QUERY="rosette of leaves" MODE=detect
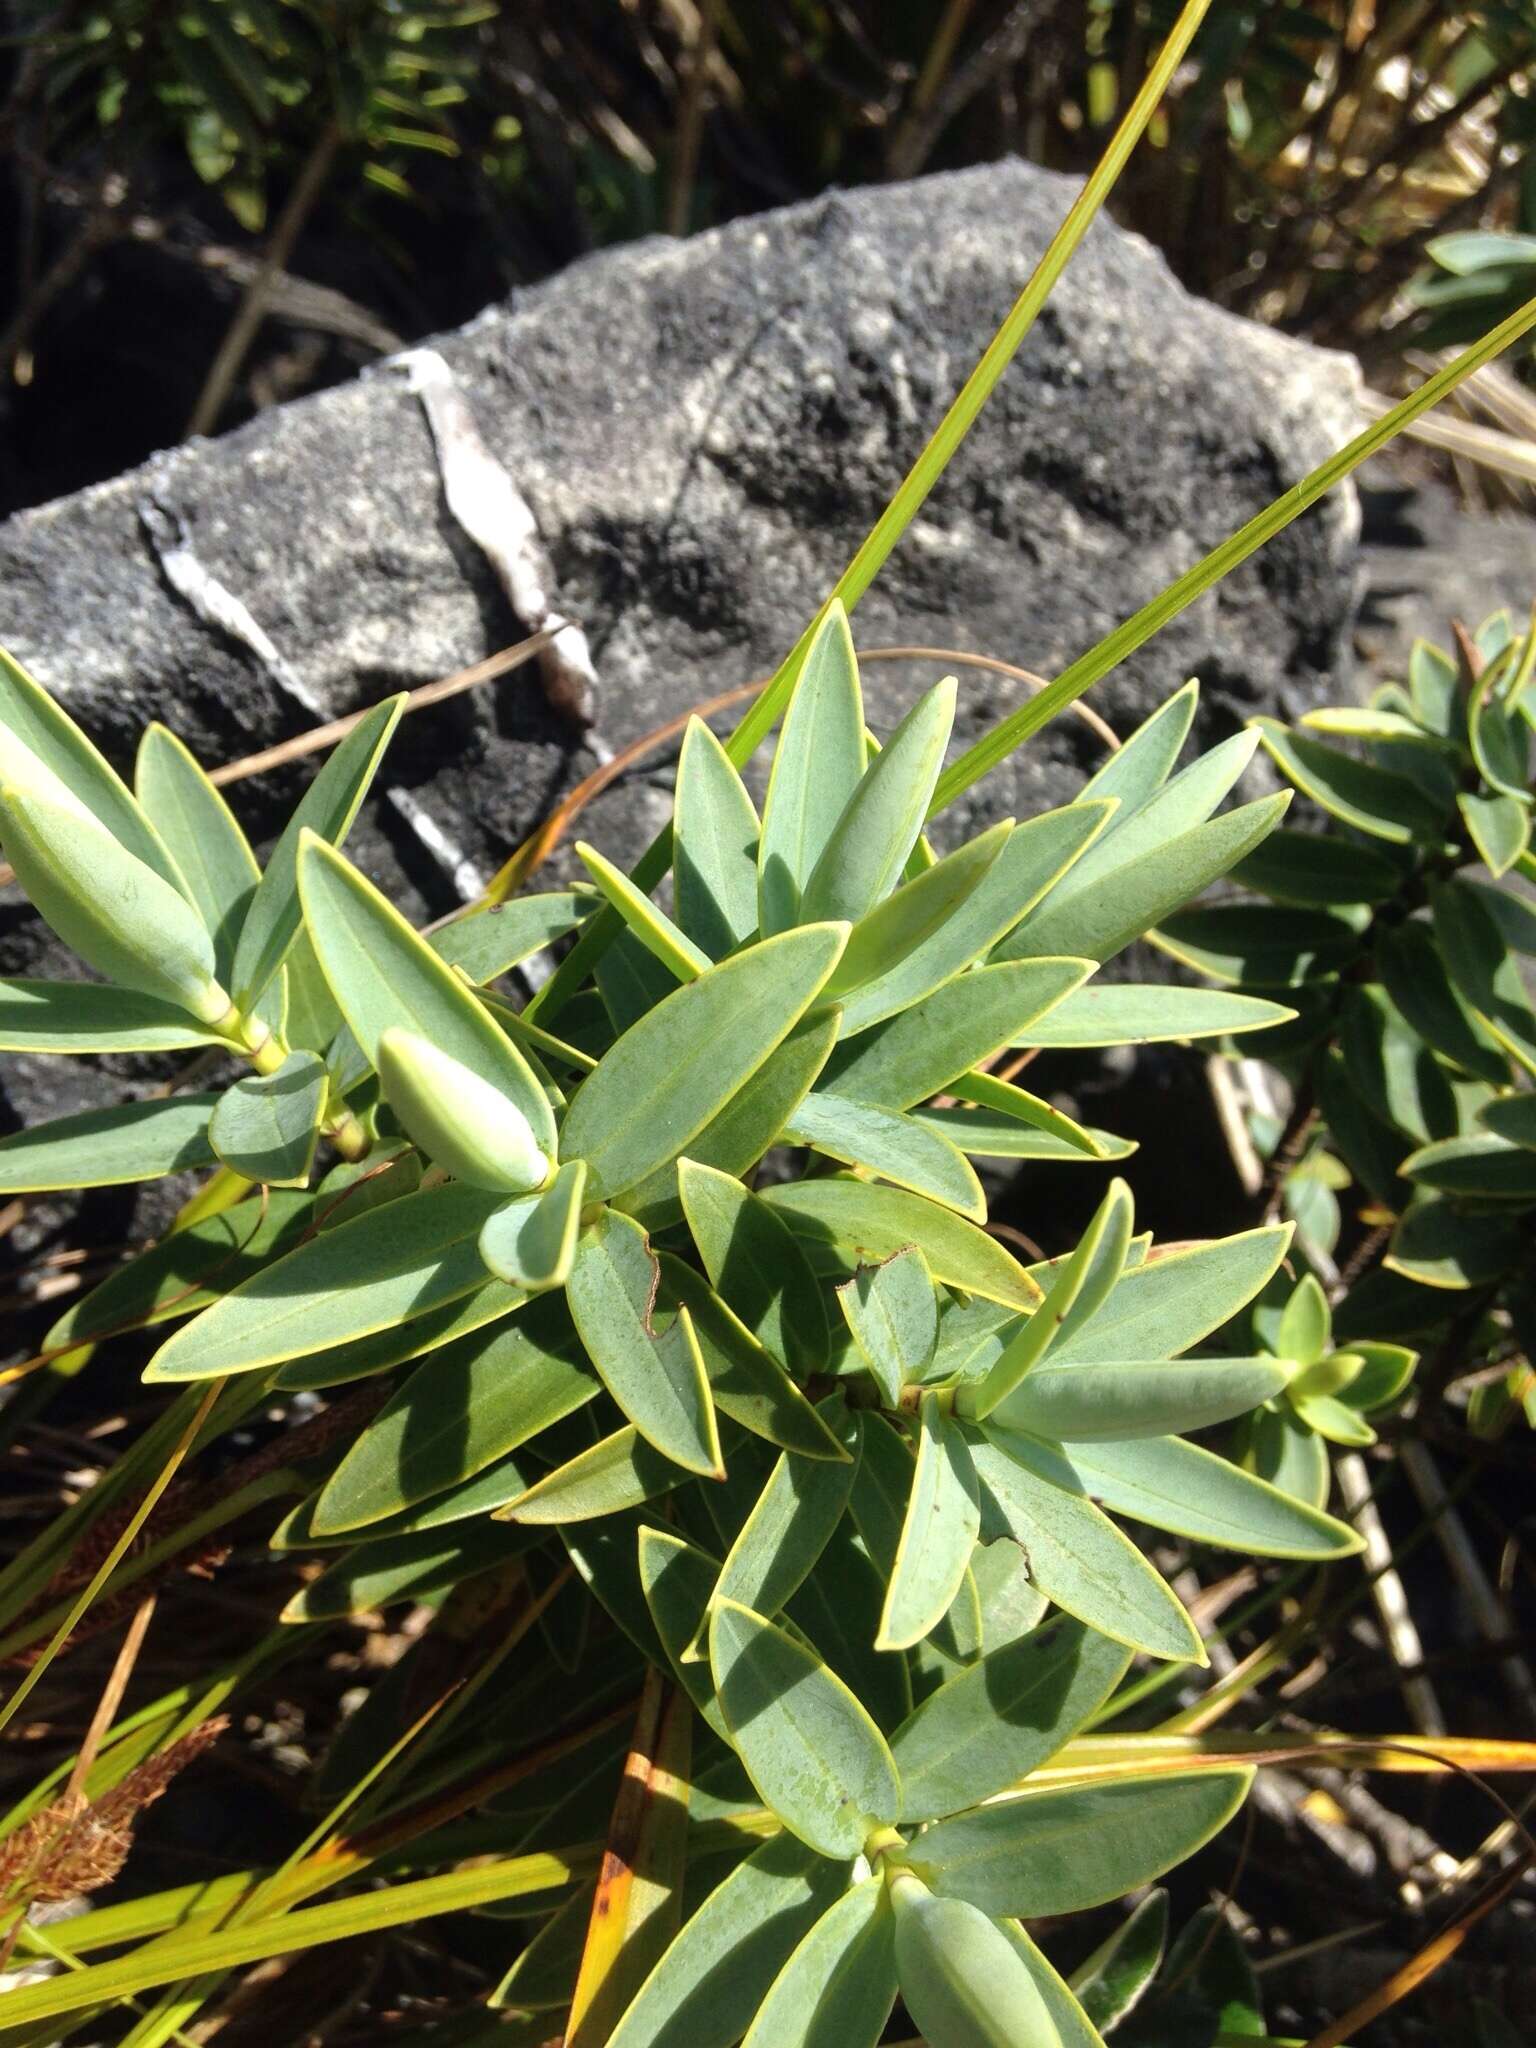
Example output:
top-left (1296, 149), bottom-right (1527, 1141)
top-left (1231, 1273), bottom-right (1416, 1507)
top-left (1150, 604), bottom-right (1536, 1392)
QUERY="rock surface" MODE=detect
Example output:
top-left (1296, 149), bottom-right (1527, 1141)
top-left (0, 159), bottom-right (1364, 1186)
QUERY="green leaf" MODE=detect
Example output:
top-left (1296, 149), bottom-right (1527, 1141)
top-left (970, 1179), bottom-right (1133, 1417)
top-left (1076, 682), bottom-right (1197, 819)
top-left (499, 1423), bottom-right (685, 1524)
top-left (988, 1358), bottom-right (1286, 1443)
top-left (145, 1181), bottom-right (502, 1379)
top-left (0, 786), bottom-right (224, 1021)
top-left (1066, 1889), bottom-right (1168, 2032)
top-left (757, 603), bottom-right (867, 937)
top-left (431, 892), bottom-right (587, 984)
top-left (741, 1878), bottom-right (896, 2048)
top-left (566, 1208), bottom-right (722, 1476)
top-left (917, 1769), bottom-right (1252, 1918)
top-left (1480, 1092), bottom-right (1536, 1149)
top-left (706, 1425), bottom-right (861, 1645)
top-left (834, 804), bottom-right (1114, 1038)
top-left (0, 1093), bottom-right (219, 1193)
top-left (640, 1527), bottom-right (734, 1735)
top-left (135, 722), bottom-right (261, 985)
top-left (679, 1160), bottom-right (830, 1374)
top-left (272, 1274), bottom-right (524, 1391)
top-left (1408, 637), bottom-right (1460, 736)
top-left (1432, 880), bottom-right (1536, 1077)
top-left (208, 1051), bottom-right (326, 1187)
top-left (673, 716), bottom-right (761, 960)
top-left (968, 1434), bottom-right (1202, 1663)
top-left (1252, 718), bottom-right (1447, 844)
top-left (1342, 986), bottom-right (1458, 1143)
top-left (785, 1093), bottom-right (984, 1217)
top-left (0, 643), bottom-right (193, 897)
top-left (801, 676), bottom-right (956, 925)
top-left (878, 1393), bottom-right (980, 1651)
top-left (1386, 1193), bottom-right (1526, 1289)
top-left (577, 839), bottom-right (713, 981)
top-left (606, 1834), bottom-right (850, 2048)
top-left (911, 1109), bottom-right (1136, 1163)
top-left (0, 979), bottom-right (225, 1054)
top-left (618, 1009), bottom-right (838, 1230)
top-left (710, 1599), bottom-right (900, 1858)
top-left (1014, 985), bottom-right (1295, 1047)
top-left (657, 1257), bottom-right (848, 1461)
top-left (231, 693), bottom-right (405, 1008)
top-left (46, 1189), bottom-right (313, 1352)
top-left (1002, 1921), bottom-right (1111, 2048)
top-left (1462, 877), bottom-right (1536, 956)
top-left (1007, 1430), bottom-right (1362, 1557)
top-left (890, 1617), bottom-right (1131, 1821)
top-left (890, 1876), bottom-right (1060, 2048)
top-left (478, 1159), bottom-right (588, 1288)
top-left (836, 1249), bottom-right (939, 1404)
top-left (1402, 1131), bottom-right (1536, 1200)
top-left (1154, 903), bottom-right (1361, 986)
top-left (1378, 922), bottom-right (1510, 1086)
top-left (299, 834), bottom-right (555, 1155)
top-left (597, 927), bottom-right (678, 1033)
top-left (822, 958), bottom-right (1092, 1111)
top-left (312, 1296), bottom-right (600, 1533)
top-left (1230, 827), bottom-right (1402, 907)
top-left (1461, 791), bottom-right (1530, 878)
top-left (562, 924), bottom-right (848, 1200)
top-left (280, 1517), bottom-right (534, 1621)
top-left (1049, 1228), bottom-right (1290, 1365)
top-left (762, 1179), bottom-right (1041, 1310)
top-left (1276, 1273), bottom-right (1330, 1365)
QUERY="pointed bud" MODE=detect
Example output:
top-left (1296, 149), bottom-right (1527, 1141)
top-left (377, 1028), bottom-right (550, 1194)
top-left (891, 1873), bottom-right (1060, 2048)
top-left (0, 782), bottom-right (226, 1023)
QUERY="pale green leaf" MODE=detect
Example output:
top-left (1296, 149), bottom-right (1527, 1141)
top-left (562, 924), bottom-right (848, 1200)
top-left (208, 1051), bottom-right (326, 1187)
top-left (836, 1248), bottom-right (938, 1404)
top-left (1015, 985), bottom-right (1296, 1048)
top-left (566, 1208), bottom-right (722, 1476)
top-left (890, 1616), bottom-right (1131, 1821)
top-left (762, 1178), bottom-right (1041, 1309)
top-left (0, 1093), bottom-right (219, 1193)
top-left (911, 1108), bottom-right (1136, 1163)
top-left (135, 722), bottom-right (261, 984)
top-left (785, 1093), bottom-right (984, 1217)
top-left (891, 1877), bottom-right (1060, 2048)
top-left (706, 1422), bottom-right (861, 1646)
top-left (1253, 717), bottom-right (1448, 843)
top-left (1276, 1273), bottom-right (1330, 1365)
top-left (877, 1393), bottom-right (980, 1651)
top-left (500, 1423), bottom-right (685, 1524)
top-left (272, 1275), bottom-right (524, 1391)
top-left (678, 1159), bottom-right (830, 1373)
top-left (1076, 681), bottom-right (1197, 818)
top-left (145, 1181), bottom-right (501, 1379)
top-left (1049, 1228), bottom-right (1291, 1365)
top-left (431, 891), bottom-right (587, 984)
top-left (801, 676), bottom-right (955, 925)
top-left (0, 979), bottom-right (224, 1054)
top-left (231, 694), bottom-right (404, 1008)
top-left (710, 1599), bottom-right (900, 1858)
top-left (918, 1769), bottom-right (1252, 1917)
top-left (741, 1879), bottom-right (896, 2048)
top-left (578, 839), bottom-right (713, 981)
top-left (478, 1159), bottom-right (588, 1288)
top-left (989, 1358), bottom-right (1286, 1442)
top-left (674, 716), bottom-right (761, 959)
top-left (1461, 792), bottom-right (1530, 878)
top-left (757, 603), bottom-right (866, 937)
top-left (1003, 1920), bottom-right (1111, 2048)
top-left (280, 1516), bottom-right (534, 1621)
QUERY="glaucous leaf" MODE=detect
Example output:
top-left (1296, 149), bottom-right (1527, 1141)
top-left (969, 1434), bottom-right (1202, 1663)
top-left (912, 1108), bottom-right (1136, 1163)
top-left (890, 1876), bottom-right (1059, 2048)
top-left (280, 1516), bottom-right (534, 1621)
top-left (678, 1160), bottom-right (830, 1374)
top-left (562, 924), bottom-right (848, 1200)
top-left (577, 840), bottom-right (713, 981)
top-left (704, 1424), bottom-right (861, 1647)
top-left (313, 1296), bottom-right (600, 1532)
top-left (877, 1393), bottom-right (980, 1651)
top-left (762, 1178), bottom-right (1041, 1310)
top-left (800, 676), bottom-right (955, 925)
top-left (917, 1769), bottom-right (1252, 1917)
top-left (1154, 903), bottom-right (1361, 987)
top-left (785, 1093), bottom-right (983, 1217)
top-left (1230, 827), bottom-right (1402, 907)
top-left (0, 978), bottom-right (227, 1054)
top-left (145, 1181), bottom-right (503, 1379)
top-left (1252, 718), bottom-right (1447, 844)
top-left (0, 1093), bottom-right (220, 1193)
top-left (1066, 1888), bottom-right (1168, 2032)
top-left (135, 722), bottom-right (261, 982)
top-left (758, 603), bottom-right (866, 937)
top-left (709, 1599), bottom-right (901, 1858)
top-left (1015, 985), bottom-right (1295, 1048)
top-left (1001, 1921), bottom-right (1110, 2048)
top-left (1047, 1227), bottom-right (1290, 1366)
top-left (836, 1248), bottom-right (939, 1404)
top-left (606, 1833), bottom-right (849, 2048)
top-left (272, 1274), bottom-right (525, 1391)
top-left (890, 1617), bottom-right (1131, 1821)
top-left (208, 1051), bottom-right (326, 1187)
top-left (673, 716), bottom-right (761, 960)
top-left (500, 1423), bottom-right (685, 1524)
top-left (740, 1878), bottom-right (896, 2048)
top-left (478, 1159), bottom-right (588, 1288)
top-left (567, 1208), bottom-right (722, 1476)
top-left (1461, 792), bottom-right (1530, 878)
top-left (431, 891), bottom-right (587, 984)
top-left (1402, 1131), bottom-right (1536, 1200)
top-left (988, 1358), bottom-right (1287, 1442)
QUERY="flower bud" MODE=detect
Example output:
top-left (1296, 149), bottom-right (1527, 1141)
top-left (377, 1028), bottom-right (551, 1193)
top-left (891, 1872), bottom-right (1060, 2048)
top-left (0, 782), bottom-right (226, 1023)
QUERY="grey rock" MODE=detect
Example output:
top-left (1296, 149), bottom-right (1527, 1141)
top-left (0, 159), bottom-right (1364, 1250)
